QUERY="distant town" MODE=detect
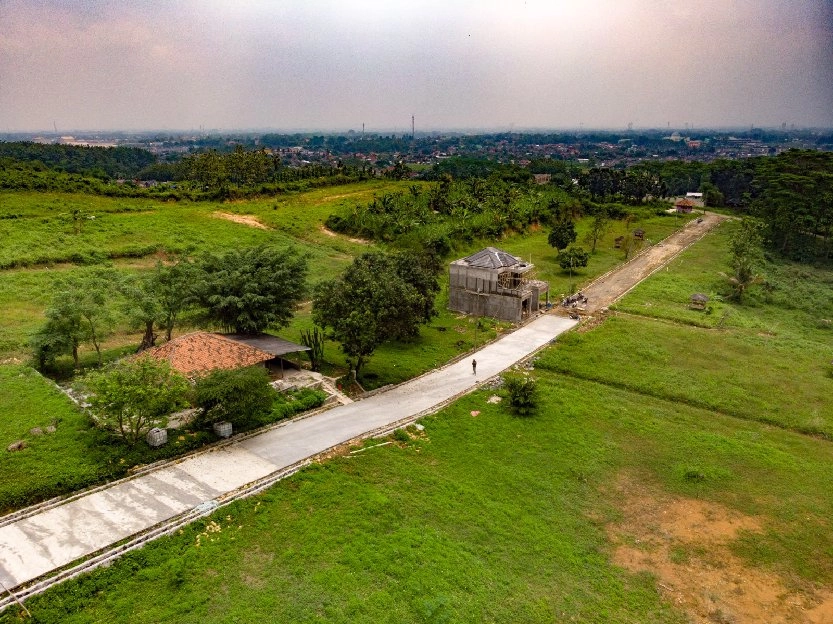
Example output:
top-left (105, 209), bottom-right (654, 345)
top-left (2, 127), bottom-right (831, 173)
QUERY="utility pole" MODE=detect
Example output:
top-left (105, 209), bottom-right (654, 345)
top-left (411, 114), bottom-right (415, 140)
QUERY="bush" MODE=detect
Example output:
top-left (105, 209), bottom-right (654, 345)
top-left (81, 356), bottom-right (191, 446)
top-left (503, 373), bottom-right (539, 416)
top-left (194, 366), bottom-right (277, 430)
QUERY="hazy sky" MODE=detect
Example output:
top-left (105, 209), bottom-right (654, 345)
top-left (1, 0), bottom-right (831, 132)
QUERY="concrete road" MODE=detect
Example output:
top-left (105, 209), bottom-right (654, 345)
top-left (0, 314), bottom-right (576, 592)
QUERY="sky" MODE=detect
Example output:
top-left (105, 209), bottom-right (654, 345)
top-left (1, 0), bottom-right (831, 132)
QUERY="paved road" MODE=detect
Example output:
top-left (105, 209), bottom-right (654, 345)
top-left (0, 315), bottom-right (577, 593)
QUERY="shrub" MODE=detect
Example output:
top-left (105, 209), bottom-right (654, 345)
top-left (194, 366), bottom-right (277, 430)
top-left (503, 373), bottom-right (539, 416)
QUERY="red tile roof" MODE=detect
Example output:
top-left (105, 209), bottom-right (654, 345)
top-left (675, 198), bottom-right (696, 207)
top-left (144, 332), bottom-right (272, 376)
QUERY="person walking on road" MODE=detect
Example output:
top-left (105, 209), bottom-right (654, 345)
top-left (472, 358), bottom-right (477, 375)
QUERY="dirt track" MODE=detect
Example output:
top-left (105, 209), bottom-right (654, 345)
top-left (560, 213), bottom-right (726, 315)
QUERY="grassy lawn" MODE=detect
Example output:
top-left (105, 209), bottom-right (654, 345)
top-left (0, 365), bottom-right (112, 511)
top-left (2, 216), bottom-right (832, 622)
top-left (9, 375), bottom-right (832, 622)
top-left (537, 315), bottom-right (833, 437)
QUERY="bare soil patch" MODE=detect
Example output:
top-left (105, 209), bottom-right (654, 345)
top-left (213, 212), bottom-right (270, 230)
top-left (607, 474), bottom-right (833, 623)
top-left (319, 225), bottom-right (368, 244)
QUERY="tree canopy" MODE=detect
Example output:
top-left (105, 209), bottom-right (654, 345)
top-left (193, 246), bottom-right (308, 334)
top-left (548, 219), bottom-right (577, 252)
top-left (312, 251), bottom-right (440, 376)
top-left (82, 356), bottom-right (190, 446)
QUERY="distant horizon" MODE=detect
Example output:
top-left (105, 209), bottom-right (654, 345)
top-left (4, 124), bottom-right (833, 137)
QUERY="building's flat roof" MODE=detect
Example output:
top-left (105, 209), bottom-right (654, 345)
top-left (224, 334), bottom-right (310, 357)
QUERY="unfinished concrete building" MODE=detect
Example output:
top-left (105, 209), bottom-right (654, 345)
top-left (448, 247), bottom-right (549, 322)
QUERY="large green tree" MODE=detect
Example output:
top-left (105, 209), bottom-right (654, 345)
top-left (548, 219), bottom-right (577, 253)
top-left (194, 366), bottom-right (276, 430)
top-left (312, 251), bottom-right (440, 377)
top-left (724, 218), bottom-right (765, 302)
top-left (119, 258), bottom-right (199, 350)
top-left (193, 246), bottom-right (308, 334)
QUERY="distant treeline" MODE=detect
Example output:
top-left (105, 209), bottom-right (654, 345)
top-left (0, 142), bottom-right (155, 179)
top-left (1, 142), bottom-right (829, 261)
top-left (573, 150), bottom-right (832, 260)
top-left (0, 142), bottom-right (368, 199)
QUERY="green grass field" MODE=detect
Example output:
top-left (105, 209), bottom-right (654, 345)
top-left (0, 184), bottom-right (689, 368)
top-left (7, 374), bottom-right (831, 623)
top-left (1, 207), bottom-right (831, 622)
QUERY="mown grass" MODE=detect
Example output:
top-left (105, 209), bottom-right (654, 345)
top-left (5, 383), bottom-right (688, 624)
top-left (613, 220), bottom-right (833, 339)
top-left (3, 217), bottom-right (832, 622)
top-left (536, 315), bottom-right (833, 437)
top-left (9, 371), bottom-right (833, 623)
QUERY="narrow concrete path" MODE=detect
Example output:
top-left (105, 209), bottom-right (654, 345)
top-left (0, 315), bottom-right (577, 593)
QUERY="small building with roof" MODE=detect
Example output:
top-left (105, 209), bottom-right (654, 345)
top-left (675, 198), bottom-right (696, 213)
top-left (448, 247), bottom-right (548, 322)
top-left (143, 331), bottom-right (309, 379)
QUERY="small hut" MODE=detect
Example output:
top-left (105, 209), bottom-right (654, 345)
top-left (690, 293), bottom-right (709, 310)
top-left (633, 228), bottom-right (645, 241)
top-left (675, 198), bottom-right (696, 213)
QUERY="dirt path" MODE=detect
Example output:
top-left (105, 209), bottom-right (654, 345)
top-left (561, 213), bottom-right (725, 315)
top-left (212, 212), bottom-right (269, 229)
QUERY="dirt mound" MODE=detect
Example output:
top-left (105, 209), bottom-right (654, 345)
top-left (607, 474), bottom-right (833, 623)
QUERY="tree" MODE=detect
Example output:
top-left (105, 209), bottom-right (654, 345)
top-left (82, 356), bottom-right (190, 446)
top-left (548, 219), bottom-right (577, 252)
top-left (119, 272), bottom-right (163, 352)
top-left (194, 366), bottom-right (276, 430)
top-left (154, 257), bottom-right (199, 341)
top-left (193, 246), bottom-right (308, 334)
top-left (724, 218), bottom-right (765, 302)
top-left (620, 233), bottom-right (643, 260)
top-left (583, 208), bottom-right (610, 252)
top-left (558, 246), bottom-right (590, 274)
top-left (120, 257), bottom-right (199, 350)
top-left (312, 251), bottom-right (440, 377)
top-left (32, 268), bottom-right (116, 368)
